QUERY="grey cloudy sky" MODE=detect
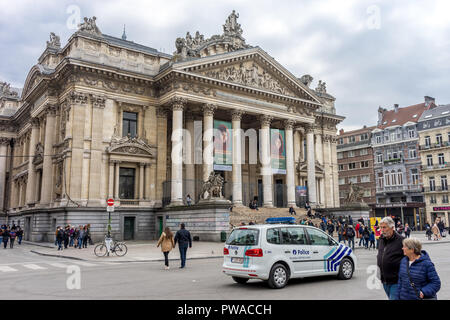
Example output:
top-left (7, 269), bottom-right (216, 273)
top-left (1, 0), bottom-right (450, 131)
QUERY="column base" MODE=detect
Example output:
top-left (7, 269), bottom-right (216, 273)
top-left (232, 201), bottom-right (244, 207)
top-left (263, 203), bottom-right (274, 208)
top-left (167, 201), bottom-right (184, 207)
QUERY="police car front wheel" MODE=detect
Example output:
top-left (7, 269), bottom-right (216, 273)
top-left (337, 258), bottom-right (354, 280)
top-left (268, 263), bottom-right (289, 289)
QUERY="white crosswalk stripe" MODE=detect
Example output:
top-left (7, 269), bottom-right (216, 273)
top-left (0, 266), bottom-right (18, 272)
top-left (23, 264), bottom-right (47, 270)
top-left (47, 263), bottom-right (69, 268)
top-left (72, 261), bottom-right (97, 267)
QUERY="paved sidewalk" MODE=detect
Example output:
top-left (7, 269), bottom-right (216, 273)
top-left (26, 240), bottom-right (226, 263)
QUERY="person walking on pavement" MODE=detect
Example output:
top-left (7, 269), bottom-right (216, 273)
top-left (56, 226), bottom-right (64, 251)
top-left (396, 237), bottom-right (441, 300)
top-left (63, 226), bottom-right (70, 249)
top-left (358, 224), bottom-right (366, 247)
top-left (362, 226), bottom-right (370, 249)
top-left (432, 222), bottom-right (441, 241)
top-left (16, 227), bottom-right (23, 245)
top-left (375, 225), bottom-right (381, 249)
top-left (9, 227), bottom-right (17, 249)
top-left (377, 217), bottom-right (405, 300)
top-left (2, 227), bottom-right (9, 249)
top-left (77, 225), bottom-right (84, 249)
top-left (174, 223), bottom-right (192, 269)
top-left (368, 229), bottom-right (375, 250)
top-left (346, 224), bottom-right (355, 250)
top-left (157, 227), bottom-right (175, 270)
top-left (404, 223), bottom-right (411, 238)
top-left (327, 220), bottom-right (335, 237)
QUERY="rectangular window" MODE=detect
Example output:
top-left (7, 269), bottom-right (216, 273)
top-left (349, 162), bottom-right (356, 170)
top-left (338, 138), bottom-right (344, 145)
top-left (425, 136), bottom-right (431, 147)
top-left (348, 176), bottom-right (358, 183)
top-left (348, 151), bottom-right (355, 158)
top-left (376, 135), bottom-right (382, 144)
top-left (122, 112), bottom-right (138, 138)
top-left (430, 195), bottom-right (437, 204)
top-left (349, 136), bottom-right (356, 143)
top-left (360, 148), bottom-right (368, 156)
top-left (427, 155), bottom-right (433, 167)
top-left (338, 164), bottom-right (344, 171)
top-left (377, 173), bottom-right (384, 188)
top-left (438, 153), bottom-right (445, 165)
top-left (408, 129), bottom-right (415, 138)
top-left (360, 133), bottom-right (369, 141)
top-left (411, 169), bottom-right (419, 185)
top-left (441, 176), bottom-right (448, 191)
top-left (361, 175), bottom-right (370, 183)
top-left (337, 152), bottom-right (343, 159)
top-left (281, 227), bottom-right (307, 245)
top-left (376, 153), bottom-right (383, 163)
top-left (339, 178), bottom-right (346, 185)
top-left (429, 177), bottom-right (436, 191)
top-left (119, 167), bottom-right (136, 199)
top-left (361, 161), bottom-right (369, 168)
top-left (390, 132), bottom-right (396, 141)
top-left (436, 134), bottom-right (443, 146)
top-left (363, 190), bottom-right (371, 197)
top-left (408, 148), bottom-right (417, 159)
top-left (443, 195), bottom-right (449, 204)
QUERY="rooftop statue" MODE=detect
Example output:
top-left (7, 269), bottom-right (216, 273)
top-left (46, 32), bottom-right (61, 48)
top-left (77, 16), bottom-right (102, 36)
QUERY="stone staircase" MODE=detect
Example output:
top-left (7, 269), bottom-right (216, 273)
top-left (230, 206), bottom-right (322, 227)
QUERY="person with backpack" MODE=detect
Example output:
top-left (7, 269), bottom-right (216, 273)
top-left (359, 224), bottom-right (366, 247)
top-left (369, 229), bottom-right (376, 250)
top-left (157, 227), bottom-right (175, 270)
top-left (346, 225), bottom-right (355, 250)
top-left (363, 226), bottom-right (370, 249)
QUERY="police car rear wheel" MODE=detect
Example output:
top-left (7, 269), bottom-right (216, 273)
top-left (338, 258), bottom-right (353, 280)
top-left (232, 276), bottom-right (249, 284)
top-left (268, 264), bottom-right (289, 289)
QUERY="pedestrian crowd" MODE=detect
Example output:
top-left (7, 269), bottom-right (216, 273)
top-left (0, 224), bottom-right (23, 249)
top-left (55, 224), bottom-right (92, 251)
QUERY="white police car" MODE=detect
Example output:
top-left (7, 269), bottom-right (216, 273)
top-left (222, 224), bottom-right (357, 289)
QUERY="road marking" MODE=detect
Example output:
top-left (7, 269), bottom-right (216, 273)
top-left (133, 257), bottom-right (149, 261)
top-left (0, 266), bottom-right (18, 272)
top-left (72, 261), bottom-right (97, 267)
top-left (47, 263), bottom-right (69, 268)
top-left (23, 264), bottom-right (47, 270)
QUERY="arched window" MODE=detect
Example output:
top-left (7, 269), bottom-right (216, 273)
top-left (391, 170), bottom-right (397, 185)
top-left (397, 170), bottom-right (403, 185)
top-left (385, 171), bottom-right (390, 186)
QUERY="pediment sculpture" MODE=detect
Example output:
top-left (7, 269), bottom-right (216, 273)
top-left (202, 63), bottom-right (295, 97)
top-left (77, 16), bottom-right (102, 36)
top-left (0, 82), bottom-right (18, 98)
top-left (108, 132), bottom-right (156, 157)
top-left (174, 11), bottom-right (251, 61)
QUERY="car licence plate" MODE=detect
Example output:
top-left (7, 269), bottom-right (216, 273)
top-left (231, 257), bottom-right (244, 264)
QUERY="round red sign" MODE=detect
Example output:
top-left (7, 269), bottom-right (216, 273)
top-left (107, 198), bottom-right (114, 206)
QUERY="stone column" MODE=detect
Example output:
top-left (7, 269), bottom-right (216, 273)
top-left (202, 104), bottom-right (216, 183)
top-left (40, 105), bottom-right (57, 205)
top-left (156, 108), bottom-right (168, 205)
top-left (139, 163), bottom-right (145, 200)
top-left (260, 115), bottom-right (273, 207)
top-left (0, 138), bottom-right (9, 210)
top-left (315, 133), bottom-right (323, 165)
top-left (331, 137), bottom-right (340, 207)
top-left (285, 120), bottom-right (296, 207)
top-left (108, 161), bottom-right (114, 198)
top-left (232, 110), bottom-right (244, 206)
top-left (184, 114), bottom-right (196, 200)
top-left (306, 124), bottom-right (317, 205)
top-left (170, 97), bottom-right (186, 206)
top-left (114, 161), bottom-right (120, 199)
top-left (26, 118), bottom-right (39, 205)
top-left (323, 135), bottom-right (333, 207)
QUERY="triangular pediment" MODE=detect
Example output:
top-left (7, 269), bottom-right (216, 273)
top-left (172, 48), bottom-right (322, 104)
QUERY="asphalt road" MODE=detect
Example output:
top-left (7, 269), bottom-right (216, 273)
top-left (0, 242), bottom-right (448, 300)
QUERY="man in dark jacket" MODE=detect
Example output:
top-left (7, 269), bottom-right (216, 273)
top-left (174, 223), bottom-right (192, 269)
top-left (377, 217), bottom-right (404, 300)
top-left (327, 220), bottom-right (335, 236)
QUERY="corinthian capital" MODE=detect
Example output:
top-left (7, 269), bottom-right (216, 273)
top-left (91, 94), bottom-right (106, 108)
top-left (30, 117), bottom-right (40, 128)
top-left (170, 97), bottom-right (187, 111)
top-left (69, 91), bottom-right (88, 105)
top-left (202, 103), bottom-right (217, 117)
top-left (45, 104), bottom-right (58, 116)
top-left (0, 137), bottom-right (10, 146)
top-left (284, 119), bottom-right (296, 130)
top-left (231, 110), bottom-right (244, 121)
top-left (259, 115), bottom-right (273, 127)
top-left (156, 107), bottom-right (169, 118)
top-left (305, 123), bottom-right (315, 133)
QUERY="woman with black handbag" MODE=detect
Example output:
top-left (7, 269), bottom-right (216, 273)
top-left (396, 237), bottom-right (441, 300)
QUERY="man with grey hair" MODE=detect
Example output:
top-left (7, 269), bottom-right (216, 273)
top-left (377, 216), bottom-right (404, 300)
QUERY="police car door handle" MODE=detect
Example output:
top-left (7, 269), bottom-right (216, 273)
top-left (313, 251), bottom-right (319, 254)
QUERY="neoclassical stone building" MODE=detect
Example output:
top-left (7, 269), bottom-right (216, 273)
top-left (0, 13), bottom-right (343, 241)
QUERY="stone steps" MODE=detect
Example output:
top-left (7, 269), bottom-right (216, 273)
top-left (230, 206), bottom-right (322, 226)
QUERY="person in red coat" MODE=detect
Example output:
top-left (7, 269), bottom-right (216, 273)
top-left (355, 223), bottom-right (361, 238)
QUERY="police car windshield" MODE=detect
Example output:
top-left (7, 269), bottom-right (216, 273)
top-left (226, 229), bottom-right (259, 246)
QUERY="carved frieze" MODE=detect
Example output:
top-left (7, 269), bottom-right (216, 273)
top-left (91, 94), bottom-right (106, 108)
top-left (108, 134), bottom-right (156, 158)
top-left (69, 91), bottom-right (88, 105)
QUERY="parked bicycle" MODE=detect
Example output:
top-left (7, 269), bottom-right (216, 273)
top-left (94, 235), bottom-right (128, 257)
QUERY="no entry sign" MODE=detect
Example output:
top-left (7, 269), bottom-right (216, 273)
top-left (107, 198), bottom-right (114, 206)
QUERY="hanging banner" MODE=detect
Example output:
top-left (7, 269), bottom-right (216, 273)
top-left (271, 128), bottom-right (286, 174)
top-left (213, 120), bottom-right (233, 171)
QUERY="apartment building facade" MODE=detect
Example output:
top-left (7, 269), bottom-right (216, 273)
top-left (417, 104), bottom-right (450, 227)
top-left (337, 126), bottom-right (376, 208)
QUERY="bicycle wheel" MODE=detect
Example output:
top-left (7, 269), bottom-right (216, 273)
top-left (114, 243), bottom-right (128, 256)
top-left (94, 244), bottom-right (107, 257)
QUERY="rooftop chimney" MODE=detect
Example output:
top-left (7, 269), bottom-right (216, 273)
top-left (394, 104), bottom-right (399, 113)
top-left (425, 96), bottom-right (435, 108)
